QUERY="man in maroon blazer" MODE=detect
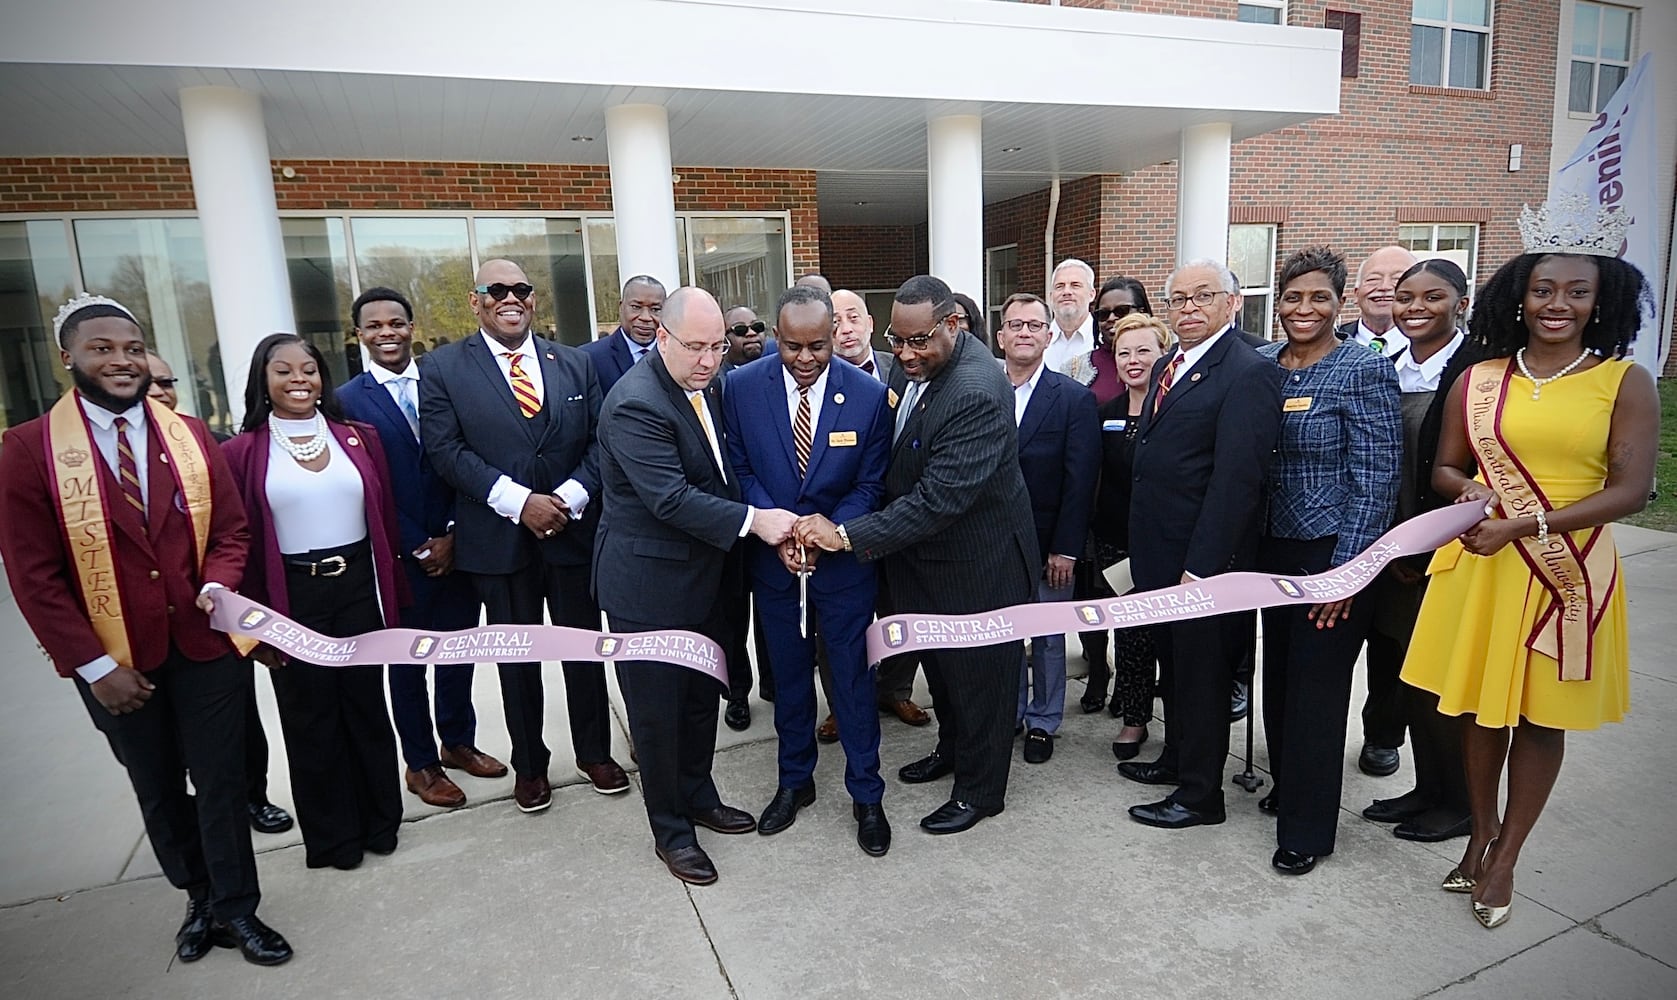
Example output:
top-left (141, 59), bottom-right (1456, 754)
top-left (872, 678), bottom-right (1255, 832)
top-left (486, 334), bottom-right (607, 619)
top-left (0, 296), bottom-right (292, 967)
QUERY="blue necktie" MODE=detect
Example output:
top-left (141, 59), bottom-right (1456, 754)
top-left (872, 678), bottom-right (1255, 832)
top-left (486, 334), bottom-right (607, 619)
top-left (396, 378), bottom-right (420, 438)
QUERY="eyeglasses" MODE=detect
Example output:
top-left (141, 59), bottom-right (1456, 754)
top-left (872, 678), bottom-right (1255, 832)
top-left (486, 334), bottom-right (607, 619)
top-left (474, 282), bottom-right (534, 302)
top-left (1164, 290), bottom-right (1227, 312)
top-left (1001, 318), bottom-right (1050, 333)
top-left (670, 334), bottom-right (730, 358)
top-left (1094, 305), bottom-right (1135, 323)
top-left (727, 321), bottom-right (767, 337)
top-left (883, 316), bottom-right (948, 351)
top-left (152, 377), bottom-right (179, 388)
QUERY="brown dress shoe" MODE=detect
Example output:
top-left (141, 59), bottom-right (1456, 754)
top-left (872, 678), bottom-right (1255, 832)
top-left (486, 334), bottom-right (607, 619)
top-left (691, 804), bottom-right (756, 834)
top-left (405, 765), bottom-right (466, 808)
top-left (513, 774), bottom-right (552, 813)
top-left (816, 715), bottom-right (840, 744)
top-left (656, 845), bottom-right (718, 886)
top-left (881, 699), bottom-right (931, 726)
top-left (576, 758), bottom-right (631, 795)
top-left (439, 745), bottom-right (509, 779)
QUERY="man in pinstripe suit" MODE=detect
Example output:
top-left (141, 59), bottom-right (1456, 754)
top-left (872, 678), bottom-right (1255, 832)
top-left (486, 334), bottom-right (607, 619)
top-left (795, 275), bottom-right (1038, 836)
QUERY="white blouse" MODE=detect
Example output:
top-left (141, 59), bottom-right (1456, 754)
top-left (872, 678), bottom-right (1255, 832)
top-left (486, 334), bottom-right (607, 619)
top-left (265, 418), bottom-right (368, 554)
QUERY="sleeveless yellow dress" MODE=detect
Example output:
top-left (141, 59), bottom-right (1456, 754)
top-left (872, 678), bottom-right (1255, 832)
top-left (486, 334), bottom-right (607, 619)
top-left (1401, 359), bottom-right (1632, 731)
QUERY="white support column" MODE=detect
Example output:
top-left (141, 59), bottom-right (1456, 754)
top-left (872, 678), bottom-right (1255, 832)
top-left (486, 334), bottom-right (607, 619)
top-left (1176, 122), bottom-right (1233, 267)
top-left (926, 115), bottom-right (984, 302)
top-left (605, 104), bottom-right (681, 291)
top-left (179, 86), bottom-right (295, 428)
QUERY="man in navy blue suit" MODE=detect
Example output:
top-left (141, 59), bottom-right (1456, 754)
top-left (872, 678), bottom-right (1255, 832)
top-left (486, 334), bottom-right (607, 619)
top-left (997, 293), bottom-right (1099, 765)
top-left (723, 285), bottom-right (894, 856)
top-left (581, 275), bottom-right (666, 394)
top-left (336, 288), bottom-right (503, 808)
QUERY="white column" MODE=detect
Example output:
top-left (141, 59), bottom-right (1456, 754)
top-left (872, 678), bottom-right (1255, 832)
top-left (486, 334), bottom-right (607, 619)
top-left (605, 104), bottom-right (681, 291)
top-left (926, 115), bottom-right (984, 301)
top-left (1176, 122), bottom-right (1233, 267)
top-left (179, 86), bottom-right (295, 428)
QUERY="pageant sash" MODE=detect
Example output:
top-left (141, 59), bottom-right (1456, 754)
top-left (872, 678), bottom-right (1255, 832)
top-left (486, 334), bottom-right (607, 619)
top-left (863, 502), bottom-right (1488, 667)
top-left (207, 589), bottom-right (729, 688)
top-left (45, 394), bottom-right (218, 669)
top-left (1464, 360), bottom-right (1615, 681)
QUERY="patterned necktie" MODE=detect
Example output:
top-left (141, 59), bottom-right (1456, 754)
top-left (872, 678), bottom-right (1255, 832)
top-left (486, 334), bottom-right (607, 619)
top-left (114, 416), bottom-right (146, 520)
top-left (396, 378), bottom-right (420, 438)
top-left (793, 385), bottom-right (813, 477)
top-left (1153, 354), bottom-right (1185, 412)
top-left (504, 353), bottom-right (540, 418)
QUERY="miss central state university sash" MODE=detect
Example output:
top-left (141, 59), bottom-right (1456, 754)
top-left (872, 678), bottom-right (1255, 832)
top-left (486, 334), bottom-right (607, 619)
top-left (1464, 359), bottom-right (1616, 681)
top-left (46, 393), bottom-right (215, 670)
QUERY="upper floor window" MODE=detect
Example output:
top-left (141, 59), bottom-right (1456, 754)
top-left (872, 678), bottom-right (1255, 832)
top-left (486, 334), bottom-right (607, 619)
top-left (1569, 2), bottom-right (1634, 114)
top-left (1237, 2), bottom-right (1286, 25)
top-left (1398, 223), bottom-right (1479, 285)
top-left (1411, 0), bottom-right (1492, 90)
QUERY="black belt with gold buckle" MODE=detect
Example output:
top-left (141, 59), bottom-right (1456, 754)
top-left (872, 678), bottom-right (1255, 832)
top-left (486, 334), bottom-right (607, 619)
top-left (285, 554), bottom-right (349, 577)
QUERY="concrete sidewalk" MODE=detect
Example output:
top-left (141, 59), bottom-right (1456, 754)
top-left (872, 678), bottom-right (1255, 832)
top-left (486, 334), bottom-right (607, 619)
top-left (2, 528), bottom-right (1675, 999)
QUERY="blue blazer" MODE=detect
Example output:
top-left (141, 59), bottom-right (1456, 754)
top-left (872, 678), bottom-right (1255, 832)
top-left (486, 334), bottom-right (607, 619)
top-left (1015, 369), bottom-right (1101, 564)
top-left (722, 354), bottom-right (891, 596)
top-left (580, 328), bottom-right (643, 395)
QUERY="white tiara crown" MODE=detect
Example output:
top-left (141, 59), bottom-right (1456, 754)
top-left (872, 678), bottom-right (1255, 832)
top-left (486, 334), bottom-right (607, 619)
top-left (52, 292), bottom-right (137, 341)
top-left (1517, 193), bottom-right (1631, 258)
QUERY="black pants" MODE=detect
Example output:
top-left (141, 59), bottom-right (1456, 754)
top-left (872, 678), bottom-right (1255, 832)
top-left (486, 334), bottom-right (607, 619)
top-left (1362, 572), bottom-right (1412, 751)
top-left (469, 560), bottom-right (610, 778)
top-left (1375, 572), bottom-right (1468, 813)
top-left (1152, 613), bottom-right (1235, 815)
top-left (724, 583), bottom-right (774, 703)
top-left (923, 641), bottom-right (1022, 813)
top-left (275, 544), bottom-right (403, 869)
top-left (1259, 534), bottom-right (1374, 856)
top-left (609, 609), bottom-right (728, 852)
top-left (79, 648), bottom-right (260, 919)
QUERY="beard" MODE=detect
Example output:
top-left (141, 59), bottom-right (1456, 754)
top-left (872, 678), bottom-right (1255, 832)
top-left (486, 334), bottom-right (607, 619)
top-left (1055, 302), bottom-right (1086, 328)
top-left (71, 364), bottom-right (150, 414)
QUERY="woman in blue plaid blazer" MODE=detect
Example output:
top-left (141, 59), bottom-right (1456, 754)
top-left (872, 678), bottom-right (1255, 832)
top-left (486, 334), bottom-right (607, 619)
top-left (1255, 246), bottom-right (1403, 876)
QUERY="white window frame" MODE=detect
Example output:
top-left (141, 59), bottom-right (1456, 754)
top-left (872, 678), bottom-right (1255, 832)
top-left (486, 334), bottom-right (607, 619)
top-left (1411, 0), bottom-right (1494, 90)
top-left (1397, 222), bottom-right (1480, 285)
top-left (1236, 1), bottom-right (1287, 26)
top-left (1228, 223), bottom-right (1277, 340)
top-left (1568, 1), bottom-right (1636, 117)
top-left (985, 243), bottom-right (1020, 334)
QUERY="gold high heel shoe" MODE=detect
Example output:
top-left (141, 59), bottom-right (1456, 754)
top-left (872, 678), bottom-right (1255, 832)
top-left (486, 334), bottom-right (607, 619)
top-left (1441, 868), bottom-right (1475, 893)
top-left (1472, 899), bottom-right (1512, 929)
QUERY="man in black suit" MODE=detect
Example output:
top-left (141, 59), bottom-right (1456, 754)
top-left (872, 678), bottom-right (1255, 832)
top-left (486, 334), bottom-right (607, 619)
top-left (420, 258), bottom-right (627, 814)
top-left (797, 275), bottom-right (1038, 836)
top-left (581, 275), bottom-right (666, 394)
top-left (1121, 258), bottom-right (1282, 830)
top-left (594, 286), bottom-right (798, 886)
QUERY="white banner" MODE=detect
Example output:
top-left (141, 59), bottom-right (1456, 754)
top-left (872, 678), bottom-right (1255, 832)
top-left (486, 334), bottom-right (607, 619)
top-left (1554, 52), bottom-right (1665, 371)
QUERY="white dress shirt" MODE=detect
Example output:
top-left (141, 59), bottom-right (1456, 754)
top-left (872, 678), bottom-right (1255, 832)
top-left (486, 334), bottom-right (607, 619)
top-left (368, 359), bottom-right (421, 438)
top-left (1009, 360), bottom-right (1046, 426)
top-left (783, 365), bottom-right (828, 436)
top-left (1350, 319), bottom-right (1410, 358)
top-left (1395, 329), bottom-right (1465, 393)
top-left (1167, 324), bottom-right (1232, 385)
top-left (477, 330), bottom-right (591, 523)
top-left (1043, 314), bottom-right (1094, 375)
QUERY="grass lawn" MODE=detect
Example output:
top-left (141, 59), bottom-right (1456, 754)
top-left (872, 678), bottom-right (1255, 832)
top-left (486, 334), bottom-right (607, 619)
top-left (1624, 376), bottom-right (1677, 532)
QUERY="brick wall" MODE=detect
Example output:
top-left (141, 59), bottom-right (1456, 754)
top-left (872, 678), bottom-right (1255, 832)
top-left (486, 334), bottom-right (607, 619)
top-left (819, 224), bottom-right (926, 291)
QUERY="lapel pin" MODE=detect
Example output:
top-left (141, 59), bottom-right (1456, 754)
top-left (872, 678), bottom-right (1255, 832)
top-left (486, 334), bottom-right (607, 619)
top-left (1190, 372), bottom-right (1203, 382)
top-left (545, 352), bottom-right (556, 360)
top-left (833, 392), bottom-right (845, 404)
top-left (347, 436), bottom-right (359, 446)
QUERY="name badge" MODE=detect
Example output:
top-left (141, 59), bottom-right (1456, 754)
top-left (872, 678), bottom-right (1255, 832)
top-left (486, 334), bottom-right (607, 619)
top-left (887, 388), bottom-right (900, 407)
top-left (828, 431), bottom-right (858, 447)
top-left (1283, 396), bottom-right (1313, 412)
top-left (1102, 419), bottom-right (1127, 431)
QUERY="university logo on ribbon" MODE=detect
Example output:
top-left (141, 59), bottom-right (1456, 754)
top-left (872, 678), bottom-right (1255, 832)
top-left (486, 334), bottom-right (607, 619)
top-left (1075, 605), bottom-right (1104, 626)
top-left (1270, 578), bottom-right (1304, 599)
top-left (596, 636), bottom-right (620, 658)
top-left (883, 621), bottom-right (907, 649)
top-left (410, 636), bottom-right (437, 659)
top-left (239, 609), bottom-right (269, 630)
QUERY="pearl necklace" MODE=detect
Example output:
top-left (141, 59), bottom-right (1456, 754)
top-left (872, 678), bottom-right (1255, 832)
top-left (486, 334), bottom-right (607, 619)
top-left (1514, 347), bottom-right (1592, 401)
top-left (270, 412), bottom-right (329, 462)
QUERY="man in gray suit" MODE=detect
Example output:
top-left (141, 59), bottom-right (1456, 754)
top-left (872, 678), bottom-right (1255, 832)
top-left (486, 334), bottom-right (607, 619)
top-left (594, 286), bottom-right (797, 886)
top-left (797, 275), bottom-right (1037, 836)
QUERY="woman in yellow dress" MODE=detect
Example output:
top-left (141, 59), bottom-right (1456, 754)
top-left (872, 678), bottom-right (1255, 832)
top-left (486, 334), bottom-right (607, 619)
top-left (1401, 201), bottom-right (1657, 930)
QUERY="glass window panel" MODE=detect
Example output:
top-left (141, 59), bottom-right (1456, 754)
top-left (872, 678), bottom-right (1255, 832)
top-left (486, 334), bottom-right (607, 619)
top-left (349, 218), bottom-right (473, 360)
top-left (0, 220), bottom-right (78, 429)
top-left (1237, 5), bottom-right (1282, 26)
top-left (1600, 6), bottom-right (1632, 61)
top-left (1447, 28), bottom-right (1487, 89)
top-left (1452, 0), bottom-right (1489, 28)
top-left (473, 218), bottom-right (591, 347)
top-left (688, 217), bottom-right (788, 325)
top-left (985, 245), bottom-right (1019, 341)
top-left (1569, 61), bottom-right (1596, 112)
top-left (1596, 63), bottom-right (1628, 110)
top-left (1413, 0), bottom-right (1448, 22)
top-left (1240, 295), bottom-right (1273, 340)
top-left (1228, 225), bottom-right (1274, 290)
top-left (281, 217), bottom-right (354, 387)
top-left (74, 218), bottom-right (230, 434)
top-left (1411, 25), bottom-right (1444, 84)
top-left (585, 218), bottom-right (687, 338)
top-left (1572, 2), bottom-right (1601, 57)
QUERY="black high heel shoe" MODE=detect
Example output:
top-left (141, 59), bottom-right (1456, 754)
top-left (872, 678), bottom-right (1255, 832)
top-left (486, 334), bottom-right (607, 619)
top-left (1080, 690), bottom-right (1107, 714)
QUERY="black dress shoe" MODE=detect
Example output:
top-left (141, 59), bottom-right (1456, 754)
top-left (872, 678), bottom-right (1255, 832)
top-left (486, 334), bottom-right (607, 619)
top-left (898, 751), bottom-right (954, 784)
top-left (1229, 680), bottom-right (1250, 723)
top-left (212, 915), bottom-right (293, 966)
top-left (248, 801), bottom-right (293, 835)
top-left (724, 697), bottom-right (751, 732)
top-left (1079, 691), bottom-right (1107, 714)
top-left (1358, 744), bottom-right (1401, 777)
top-left (1116, 759), bottom-right (1178, 786)
top-left (1272, 848), bottom-right (1317, 875)
top-left (854, 802), bottom-right (891, 857)
top-left (1128, 798), bottom-right (1225, 829)
top-left (1393, 808), bottom-right (1472, 843)
top-left (691, 804), bottom-right (757, 834)
top-left (656, 844), bottom-right (718, 886)
top-left (1258, 791), bottom-right (1281, 816)
top-left (1362, 790), bottom-right (1431, 824)
top-left (920, 799), bottom-right (999, 835)
top-left (757, 785), bottom-right (816, 836)
top-left (1022, 728), bottom-right (1053, 764)
top-left (175, 898), bottom-right (231, 963)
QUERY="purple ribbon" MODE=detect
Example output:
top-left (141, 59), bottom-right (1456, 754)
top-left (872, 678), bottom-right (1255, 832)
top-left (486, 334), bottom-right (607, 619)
top-left (865, 502), bottom-right (1489, 666)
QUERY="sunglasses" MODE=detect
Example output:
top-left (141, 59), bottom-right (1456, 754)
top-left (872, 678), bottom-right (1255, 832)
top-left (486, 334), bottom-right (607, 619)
top-left (727, 321), bottom-right (767, 337)
top-left (152, 376), bottom-right (180, 388)
top-left (474, 282), bottom-right (534, 302)
top-left (1094, 305), bottom-right (1136, 323)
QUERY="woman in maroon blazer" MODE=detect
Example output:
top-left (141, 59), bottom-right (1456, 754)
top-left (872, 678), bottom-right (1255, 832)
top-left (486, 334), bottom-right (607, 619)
top-left (223, 333), bottom-right (409, 871)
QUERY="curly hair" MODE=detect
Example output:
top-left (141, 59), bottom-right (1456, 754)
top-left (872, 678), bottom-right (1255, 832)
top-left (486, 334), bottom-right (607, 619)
top-left (1467, 252), bottom-right (1652, 359)
top-left (1278, 245), bottom-right (1348, 298)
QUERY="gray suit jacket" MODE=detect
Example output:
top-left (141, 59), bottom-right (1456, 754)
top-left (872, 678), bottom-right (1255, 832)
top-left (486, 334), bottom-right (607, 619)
top-left (845, 332), bottom-right (1037, 614)
top-left (592, 351), bottom-right (747, 627)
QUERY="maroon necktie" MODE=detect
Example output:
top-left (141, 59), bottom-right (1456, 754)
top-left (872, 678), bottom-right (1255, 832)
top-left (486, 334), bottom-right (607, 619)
top-left (114, 416), bottom-right (146, 520)
top-left (794, 386), bottom-right (813, 477)
top-left (1153, 355), bottom-right (1184, 413)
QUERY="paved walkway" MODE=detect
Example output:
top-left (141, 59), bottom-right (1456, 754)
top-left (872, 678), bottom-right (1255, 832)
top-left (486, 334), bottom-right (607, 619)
top-left (2, 527), bottom-right (1675, 999)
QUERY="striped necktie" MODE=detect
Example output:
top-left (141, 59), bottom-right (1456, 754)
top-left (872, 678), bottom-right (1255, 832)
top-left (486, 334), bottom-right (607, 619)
top-left (114, 416), bottom-right (146, 520)
top-left (1153, 354), bottom-right (1184, 412)
top-left (504, 353), bottom-right (540, 418)
top-left (793, 385), bottom-right (812, 477)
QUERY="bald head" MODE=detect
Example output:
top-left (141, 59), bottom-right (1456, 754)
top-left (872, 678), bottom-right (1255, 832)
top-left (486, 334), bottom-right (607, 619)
top-left (1353, 245), bottom-right (1419, 333)
top-left (658, 287), bottom-right (727, 390)
top-left (795, 273), bottom-right (833, 294)
top-left (831, 289), bottom-right (874, 363)
top-left (471, 258), bottom-right (535, 347)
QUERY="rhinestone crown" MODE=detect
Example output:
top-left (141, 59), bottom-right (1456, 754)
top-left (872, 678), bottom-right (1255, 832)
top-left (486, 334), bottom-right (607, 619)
top-left (1517, 192), bottom-right (1631, 258)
